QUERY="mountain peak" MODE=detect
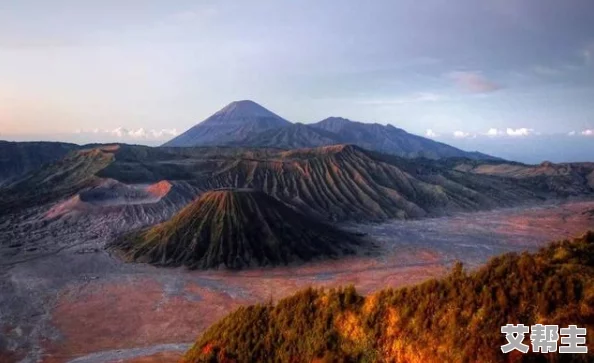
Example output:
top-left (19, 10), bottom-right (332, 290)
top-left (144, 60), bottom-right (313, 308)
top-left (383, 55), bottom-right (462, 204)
top-left (318, 117), bottom-right (391, 129)
top-left (212, 100), bottom-right (286, 121)
top-left (312, 117), bottom-right (363, 132)
top-left (319, 116), bottom-right (355, 124)
top-left (162, 100), bottom-right (290, 147)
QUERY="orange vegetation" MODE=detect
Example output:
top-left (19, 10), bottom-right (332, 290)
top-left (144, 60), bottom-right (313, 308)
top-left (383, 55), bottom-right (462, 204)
top-left (183, 232), bottom-right (594, 363)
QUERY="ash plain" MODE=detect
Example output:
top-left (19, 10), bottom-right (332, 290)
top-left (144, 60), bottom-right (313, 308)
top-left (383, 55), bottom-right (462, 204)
top-left (1, 199), bottom-right (593, 363)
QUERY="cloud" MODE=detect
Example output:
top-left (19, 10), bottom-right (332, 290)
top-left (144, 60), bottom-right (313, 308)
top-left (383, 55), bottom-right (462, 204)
top-left (448, 71), bottom-right (502, 93)
top-left (75, 127), bottom-right (178, 140)
top-left (486, 128), bottom-right (502, 136)
top-left (506, 128), bottom-right (534, 137)
top-left (483, 128), bottom-right (534, 137)
top-left (568, 131), bottom-right (576, 136)
top-left (361, 92), bottom-right (443, 105)
top-left (149, 129), bottom-right (179, 138)
top-left (453, 130), bottom-right (471, 138)
top-left (582, 129), bottom-right (594, 136)
top-left (425, 129), bottom-right (439, 138)
top-left (111, 127), bottom-right (129, 138)
top-left (128, 128), bottom-right (147, 138)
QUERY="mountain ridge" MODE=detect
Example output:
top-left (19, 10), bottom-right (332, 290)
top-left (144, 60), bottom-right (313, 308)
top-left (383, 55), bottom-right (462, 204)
top-left (3, 143), bottom-right (592, 221)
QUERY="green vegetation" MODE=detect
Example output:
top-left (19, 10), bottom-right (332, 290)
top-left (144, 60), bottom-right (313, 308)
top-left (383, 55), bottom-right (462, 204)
top-left (183, 231), bottom-right (594, 362)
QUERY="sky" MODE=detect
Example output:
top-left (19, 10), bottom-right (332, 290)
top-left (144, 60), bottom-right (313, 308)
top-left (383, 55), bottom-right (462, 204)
top-left (0, 0), bottom-right (593, 162)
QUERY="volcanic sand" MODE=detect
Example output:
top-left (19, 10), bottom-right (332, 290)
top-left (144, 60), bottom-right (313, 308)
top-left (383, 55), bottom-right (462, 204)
top-left (1, 200), bottom-right (593, 362)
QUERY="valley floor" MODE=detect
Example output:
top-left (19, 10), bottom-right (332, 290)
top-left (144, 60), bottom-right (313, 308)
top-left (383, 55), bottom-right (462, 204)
top-left (1, 200), bottom-right (593, 363)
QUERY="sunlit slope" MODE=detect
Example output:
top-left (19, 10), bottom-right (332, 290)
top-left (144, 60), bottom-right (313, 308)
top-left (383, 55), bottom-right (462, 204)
top-left (184, 231), bottom-right (594, 363)
top-left (112, 189), bottom-right (363, 269)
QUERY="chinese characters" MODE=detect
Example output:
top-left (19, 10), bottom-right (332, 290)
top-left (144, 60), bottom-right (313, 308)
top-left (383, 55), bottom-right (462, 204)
top-left (501, 324), bottom-right (588, 354)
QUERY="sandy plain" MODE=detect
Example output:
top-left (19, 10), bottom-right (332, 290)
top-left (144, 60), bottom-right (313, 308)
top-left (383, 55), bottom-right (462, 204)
top-left (0, 200), bottom-right (592, 363)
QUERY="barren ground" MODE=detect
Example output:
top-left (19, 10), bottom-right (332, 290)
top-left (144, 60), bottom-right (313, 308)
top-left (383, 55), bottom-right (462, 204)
top-left (1, 200), bottom-right (592, 363)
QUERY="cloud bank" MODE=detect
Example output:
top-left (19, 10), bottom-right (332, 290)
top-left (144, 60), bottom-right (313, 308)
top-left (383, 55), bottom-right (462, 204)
top-left (75, 127), bottom-right (178, 140)
top-left (425, 129), bottom-right (439, 138)
top-left (453, 130), bottom-right (471, 138)
top-left (505, 128), bottom-right (534, 136)
top-left (426, 127), bottom-right (594, 140)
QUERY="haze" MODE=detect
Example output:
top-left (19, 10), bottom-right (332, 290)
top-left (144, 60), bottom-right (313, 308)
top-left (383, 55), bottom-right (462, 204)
top-left (1, 0), bottom-right (593, 163)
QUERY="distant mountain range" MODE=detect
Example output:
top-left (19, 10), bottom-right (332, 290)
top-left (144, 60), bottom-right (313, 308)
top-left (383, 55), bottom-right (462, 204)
top-left (163, 100), bottom-right (496, 160)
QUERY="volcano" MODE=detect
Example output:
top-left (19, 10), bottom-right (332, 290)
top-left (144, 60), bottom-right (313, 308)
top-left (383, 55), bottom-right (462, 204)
top-left (162, 100), bottom-right (291, 147)
top-left (113, 189), bottom-right (363, 269)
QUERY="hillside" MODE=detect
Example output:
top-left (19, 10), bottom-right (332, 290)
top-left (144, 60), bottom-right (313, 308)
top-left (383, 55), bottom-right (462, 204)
top-left (183, 231), bottom-right (594, 362)
top-left (112, 189), bottom-right (363, 269)
top-left (0, 141), bottom-right (79, 185)
top-left (240, 123), bottom-right (341, 149)
top-left (163, 100), bottom-right (291, 147)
